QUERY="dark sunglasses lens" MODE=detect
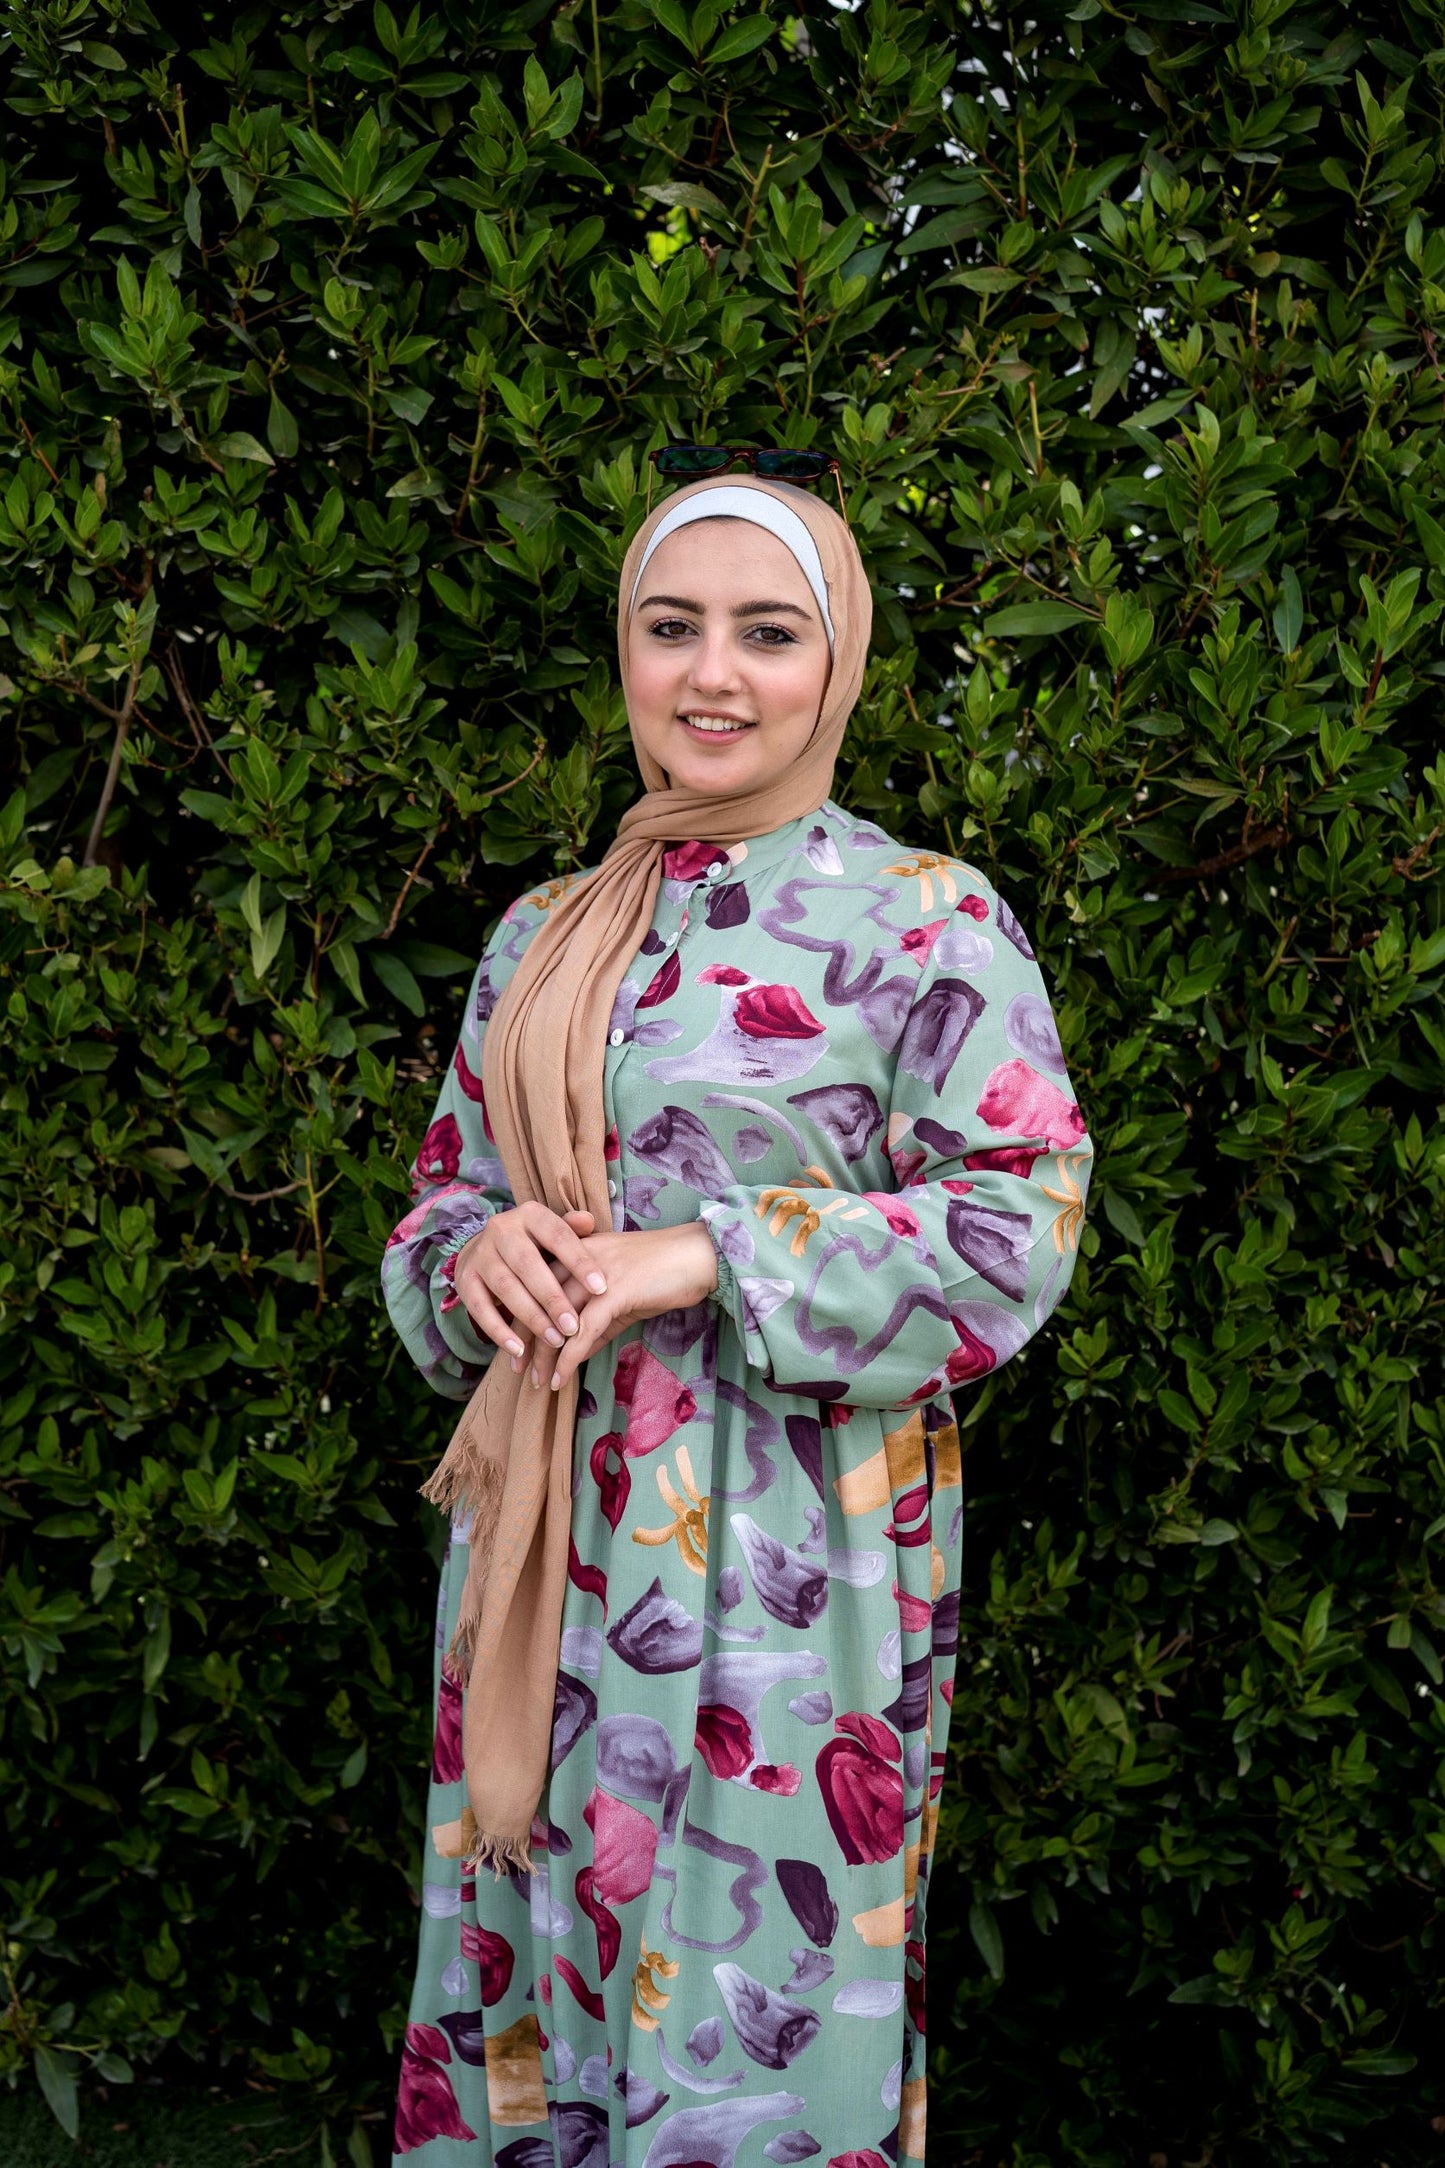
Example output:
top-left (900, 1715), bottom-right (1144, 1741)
top-left (656, 445), bottom-right (731, 473)
top-left (755, 450), bottom-right (830, 478)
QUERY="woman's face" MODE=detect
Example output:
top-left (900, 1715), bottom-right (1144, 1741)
top-left (625, 518), bottom-right (832, 796)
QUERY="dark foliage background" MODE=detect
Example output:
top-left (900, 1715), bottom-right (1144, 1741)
top-left (1, 0), bottom-right (1442, 2161)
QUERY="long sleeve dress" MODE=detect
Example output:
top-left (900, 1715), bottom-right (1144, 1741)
top-left (381, 798), bottom-right (1092, 2168)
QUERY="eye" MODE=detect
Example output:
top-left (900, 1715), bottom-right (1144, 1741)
top-left (747, 623), bottom-right (798, 647)
top-left (647, 617), bottom-right (694, 640)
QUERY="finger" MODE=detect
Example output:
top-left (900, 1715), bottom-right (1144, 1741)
top-left (517, 1201), bottom-right (610, 1297)
top-left (468, 1251), bottom-right (569, 1350)
top-left (549, 1301), bottom-right (617, 1393)
top-left (452, 1268), bottom-right (526, 1364)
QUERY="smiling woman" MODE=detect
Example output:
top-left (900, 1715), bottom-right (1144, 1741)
top-left (628, 517), bottom-right (834, 791)
top-left (380, 473), bottom-right (1093, 2167)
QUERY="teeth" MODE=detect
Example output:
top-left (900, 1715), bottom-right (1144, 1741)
top-left (681, 715), bottom-right (753, 733)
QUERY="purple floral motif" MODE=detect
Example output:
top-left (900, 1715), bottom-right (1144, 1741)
top-left (882, 1653), bottom-right (933, 1737)
top-left (784, 1414), bottom-right (823, 1500)
top-left (788, 1689), bottom-right (833, 1725)
top-left (551, 1671), bottom-right (598, 1769)
top-left (897, 977), bottom-right (987, 1093)
top-left (707, 880), bottom-right (751, 929)
top-left (783, 1948), bottom-right (835, 1995)
top-left (624, 2070), bottom-right (671, 2127)
top-left (786, 1082), bottom-right (885, 1162)
top-left (764, 2136), bottom-right (822, 2163)
top-left (944, 1198), bottom-right (1034, 1301)
top-left (776, 1858), bottom-right (839, 1948)
top-left (688, 2016), bottom-right (725, 2065)
top-left (496, 2144), bottom-right (554, 2168)
top-left (596, 1712), bottom-right (678, 1801)
top-left (629, 1107), bottom-right (737, 1197)
top-left (607, 1578), bottom-right (703, 1673)
top-left (433, 2008), bottom-right (486, 2065)
top-left (551, 2100), bottom-right (610, 2168)
top-left (640, 2090), bottom-right (806, 2168)
top-left (732, 1514), bottom-right (828, 1628)
top-left (714, 1961), bottom-right (822, 2069)
top-left (996, 894), bottom-right (1035, 958)
top-left (1004, 990), bottom-right (1067, 1074)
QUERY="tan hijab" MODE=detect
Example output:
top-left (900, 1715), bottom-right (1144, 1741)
top-left (420, 474), bottom-right (872, 1871)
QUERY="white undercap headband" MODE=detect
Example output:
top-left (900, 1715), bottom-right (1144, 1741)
top-left (627, 485), bottom-right (835, 651)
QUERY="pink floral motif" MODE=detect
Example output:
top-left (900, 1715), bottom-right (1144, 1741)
top-left (459, 1920), bottom-right (515, 2006)
top-left (861, 1191), bottom-right (921, 1239)
top-left (638, 950), bottom-right (682, 1008)
top-left (695, 1702), bottom-right (754, 1780)
top-left (964, 1142), bottom-right (1049, 1178)
top-left (901, 920), bottom-right (945, 959)
top-left (392, 2023), bottom-right (476, 2154)
top-left (612, 1340), bottom-right (698, 1457)
top-left (733, 983), bottom-right (825, 1041)
top-left (946, 1316), bottom-right (997, 1383)
top-left (976, 1058), bottom-right (1086, 1147)
top-left (956, 893), bottom-right (990, 921)
top-left (816, 1713), bottom-right (904, 1864)
top-left (663, 838), bottom-right (727, 881)
top-left (431, 1658), bottom-right (463, 1783)
top-left (749, 1762), bottom-right (802, 1795)
top-left (451, 1042), bottom-right (484, 1102)
top-left (584, 1785), bottom-right (658, 1905)
top-left (416, 1114), bottom-right (462, 1183)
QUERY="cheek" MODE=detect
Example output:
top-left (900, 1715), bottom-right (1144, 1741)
top-left (756, 649), bottom-right (830, 727)
top-left (627, 635), bottom-right (682, 715)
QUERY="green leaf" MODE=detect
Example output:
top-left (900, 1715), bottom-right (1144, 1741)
top-left (983, 601), bottom-right (1096, 637)
top-left (214, 432), bottom-right (276, 466)
top-left (968, 1900), bottom-right (1005, 1980)
top-left (369, 947), bottom-right (425, 1016)
top-left (704, 15), bottom-right (776, 64)
top-left (33, 2046), bottom-right (79, 2139)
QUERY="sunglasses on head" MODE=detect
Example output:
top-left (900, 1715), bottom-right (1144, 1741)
top-left (646, 442), bottom-right (847, 520)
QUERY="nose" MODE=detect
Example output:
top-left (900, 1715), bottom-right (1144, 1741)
top-left (684, 626), bottom-right (743, 696)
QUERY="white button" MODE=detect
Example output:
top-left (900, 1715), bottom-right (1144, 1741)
top-left (663, 931), bottom-right (677, 946)
top-left (608, 1027), bottom-right (625, 1046)
top-left (705, 860), bottom-right (727, 881)
top-left (607, 1179), bottom-right (617, 1198)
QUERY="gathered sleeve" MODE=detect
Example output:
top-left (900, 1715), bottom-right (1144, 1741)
top-left (380, 900), bottom-right (541, 1398)
top-left (698, 879), bottom-right (1093, 1410)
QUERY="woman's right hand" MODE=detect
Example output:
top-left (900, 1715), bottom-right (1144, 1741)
top-left (452, 1205), bottom-right (608, 1375)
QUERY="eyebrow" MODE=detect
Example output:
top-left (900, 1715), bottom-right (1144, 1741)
top-left (635, 592), bottom-right (814, 622)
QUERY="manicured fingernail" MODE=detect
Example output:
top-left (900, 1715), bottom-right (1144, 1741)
top-left (586, 1274), bottom-right (607, 1295)
top-left (559, 1312), bottom-right (578, 1335)
top-left (508, 1339), bottom-right (524, 1358)
top-left (530, 1367), bottom-right (540, 1388)
top-left (544, 1326), bottom-right (563, 1348)
top-left (550, 1373), bottom-right (561, 1390)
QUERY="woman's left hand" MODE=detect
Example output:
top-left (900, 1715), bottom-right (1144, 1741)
top-left (531, 1222), bottom-right (718, 1393)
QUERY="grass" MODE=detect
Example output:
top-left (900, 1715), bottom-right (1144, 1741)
top-left (0, 2087), bottom-right (379, 2168)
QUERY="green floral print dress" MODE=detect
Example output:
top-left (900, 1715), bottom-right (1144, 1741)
top-left (381, 799), bottom-right (1092, 2168)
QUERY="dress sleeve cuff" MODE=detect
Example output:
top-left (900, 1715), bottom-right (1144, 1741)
top-left (436, 1213), bottom-right (496, 1315)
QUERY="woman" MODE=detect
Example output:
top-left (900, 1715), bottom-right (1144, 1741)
top-left (382, 470), bottom-right (1092, 2168)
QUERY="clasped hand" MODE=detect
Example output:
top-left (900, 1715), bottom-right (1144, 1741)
top-left (450, 1202), bottom-right (719, 1393)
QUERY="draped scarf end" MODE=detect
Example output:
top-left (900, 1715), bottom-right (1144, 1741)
top-left (418, 1448), bottom-right (504, 1674)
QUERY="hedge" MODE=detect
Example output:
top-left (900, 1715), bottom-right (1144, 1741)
top-left (1, 2), bottom-right (1442, 2162)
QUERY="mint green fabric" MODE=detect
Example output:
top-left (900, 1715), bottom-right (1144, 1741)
top-left (382, 800), bottom-right (1092, 2167)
